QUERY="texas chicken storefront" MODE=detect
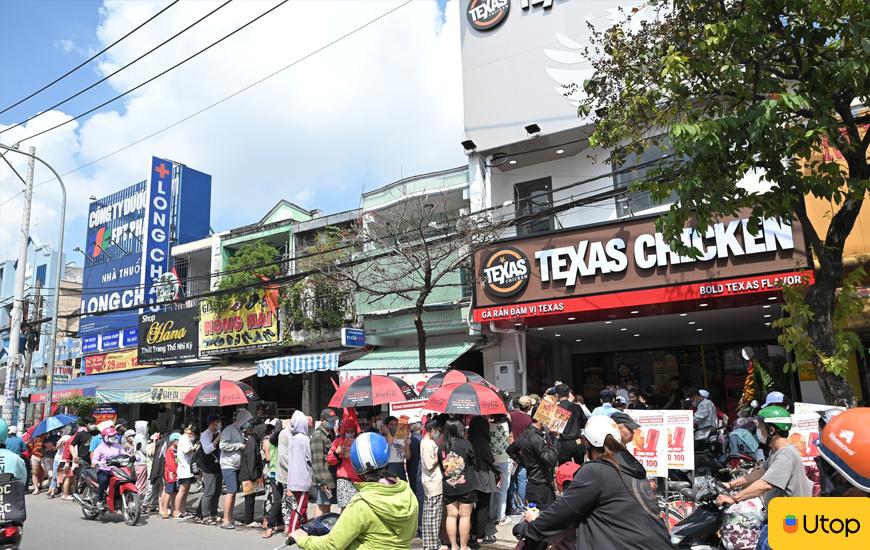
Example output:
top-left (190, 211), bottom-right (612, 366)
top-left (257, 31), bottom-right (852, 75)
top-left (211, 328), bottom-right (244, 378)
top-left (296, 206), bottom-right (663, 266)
top-left (472, 212), bottom-right (813, 418)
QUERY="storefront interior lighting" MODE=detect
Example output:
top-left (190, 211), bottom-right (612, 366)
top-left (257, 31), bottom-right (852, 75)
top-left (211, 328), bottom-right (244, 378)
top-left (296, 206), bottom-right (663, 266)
top-left (605, 320), bottom-right (612, 324)
top-left (630, 310), bottom-right (639, 314)
top-left (536, 327), bottom-right (544, 331)
top-left (633, 333), bottom-right (640, 337)
top-left (556, 149), bottom-right (565, 154)
top-left (762, 304), bottom-right (771, 309)
top-left (765, 322), bottom-right (771, 326)
top-left (554, 333), bottom-right (561, 337)
top-left (768, 296), bottom-right (777, 301)
top-left (568, 317), bottom-right (576, 321)
top-left (620, 327), bottom-right (627, 331)
top-left (575, 338), bottom-right (582, 342)
top-left (514, 323), bottom-right (523, 326)
top-left (763, 314), bottom-right (771, 318)
top-left (679, 313), bottom-right (688, 317)
top-left (689, 321), bottom-right (696, 325)
top-left (699, 303), bottom-right (709, 307)
top-left (509, 159), bottom-right (517, 165)
top-left (696, 328), bottom-right (703, 332)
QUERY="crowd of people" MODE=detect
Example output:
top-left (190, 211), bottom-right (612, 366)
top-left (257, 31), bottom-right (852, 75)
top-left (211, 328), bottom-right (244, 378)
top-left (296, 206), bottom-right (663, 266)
top-left (1, 381), bottom-right (867, 550)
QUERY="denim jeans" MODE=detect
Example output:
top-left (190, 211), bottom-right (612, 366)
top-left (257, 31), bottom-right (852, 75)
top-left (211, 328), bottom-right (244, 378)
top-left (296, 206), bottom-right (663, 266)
top-left (490, 461), bottom-right (511, 522)
top-left (756, 522), bottom-right (770, 550)
top-left (507, 466), bottom-right (527, 514)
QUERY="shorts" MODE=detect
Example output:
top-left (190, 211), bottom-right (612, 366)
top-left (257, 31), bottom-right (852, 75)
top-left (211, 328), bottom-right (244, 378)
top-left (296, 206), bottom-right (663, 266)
top-left (221, 468), bottom-right (239, 494)
top-left (311, 484), bottom-right (336, 506)
top-left (164, 482), bottom-right (178, 494)
top-left (178, 477), bottom-right (193, 487)
top-left (444, 492), bottom-right (477, 505)
top-left (30, 456), bottom-right (44, 469)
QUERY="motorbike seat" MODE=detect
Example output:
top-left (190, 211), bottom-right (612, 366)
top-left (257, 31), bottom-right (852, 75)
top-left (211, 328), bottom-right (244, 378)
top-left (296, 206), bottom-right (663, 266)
top-left (82, 468), bottom-right (99, 483)
top-left (680, 487), bottom-right (697, 500)
top-left (668, 481), bottom-right (692, 492)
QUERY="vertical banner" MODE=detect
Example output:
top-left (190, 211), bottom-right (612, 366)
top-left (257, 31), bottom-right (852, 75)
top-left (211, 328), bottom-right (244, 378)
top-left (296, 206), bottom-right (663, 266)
top-left (664, 410), bottom-right (695, 471)
top-left (626, 410), bottom-right (668, 477)
top-left (390, 371), bottom-right (441, 423)
top-left (143, 157), bottom-right (174, 312)
top-left (788, 412), bottom-right (823, 466)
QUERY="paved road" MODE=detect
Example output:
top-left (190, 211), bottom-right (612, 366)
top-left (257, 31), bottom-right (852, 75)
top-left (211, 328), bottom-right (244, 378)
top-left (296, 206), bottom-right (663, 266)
top-left (22, 492), bottom-right (291, 550)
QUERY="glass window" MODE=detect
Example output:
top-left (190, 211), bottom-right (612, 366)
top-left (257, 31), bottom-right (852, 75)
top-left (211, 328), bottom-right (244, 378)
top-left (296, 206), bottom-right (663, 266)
top-left (514, 178), bottom-right (554, 236)
top-left (35, 264), bottom-right (47, 286)
top-left (612, 142), bottom-right (677, 217)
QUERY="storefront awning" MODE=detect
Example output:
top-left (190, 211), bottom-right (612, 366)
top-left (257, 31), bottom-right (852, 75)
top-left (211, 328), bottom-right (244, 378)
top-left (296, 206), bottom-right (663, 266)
top-left (256, 352), bottom-right (340, 377)
top-left (153, 363), bottom-right (257, 390)
top-left (338, 342), bottom-right (475, 375)
top-left (29, 368), bottom-right (164, 403)
top-left (96, 366), bottom-right (212, 404)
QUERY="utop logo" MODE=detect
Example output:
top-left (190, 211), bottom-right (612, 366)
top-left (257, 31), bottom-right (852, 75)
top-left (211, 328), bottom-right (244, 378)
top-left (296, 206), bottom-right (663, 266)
top-left (769, 498), bottom-right (867, 548)
top-left (466, 0), bottom-right (510, 32)
top-left (481, 246), bottom-right (530, 299)
top-left (784, 515), bottom-right (799, 534)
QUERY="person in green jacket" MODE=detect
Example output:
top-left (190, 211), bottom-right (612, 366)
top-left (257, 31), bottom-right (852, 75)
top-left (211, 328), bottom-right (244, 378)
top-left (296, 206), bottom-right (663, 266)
top-left (292, 432), bottom-right (419, 550)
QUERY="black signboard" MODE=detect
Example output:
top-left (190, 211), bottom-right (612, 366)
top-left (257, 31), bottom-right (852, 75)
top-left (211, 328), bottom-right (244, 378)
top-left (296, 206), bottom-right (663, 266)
top-left (0, 480), bottom-right (27, 523)
top-left (138, 308), bottom-right (199, 363)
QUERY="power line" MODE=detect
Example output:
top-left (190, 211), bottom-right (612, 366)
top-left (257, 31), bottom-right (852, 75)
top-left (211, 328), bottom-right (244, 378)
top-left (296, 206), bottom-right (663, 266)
top-left (0, 0), bottom-right (181, 117)
top-left (14, 0), bottom-right (292, 146)
top-left (0, 0), bottom-right (234, 136)
top-left (26, 0), bottom-right (415, 191)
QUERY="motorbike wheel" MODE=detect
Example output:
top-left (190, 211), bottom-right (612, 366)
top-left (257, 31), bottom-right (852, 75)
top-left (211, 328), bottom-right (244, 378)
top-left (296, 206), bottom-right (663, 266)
top-left (81, 487), bottom-right (99, 520)
top-left (121, 492), bottom-right (142, 526)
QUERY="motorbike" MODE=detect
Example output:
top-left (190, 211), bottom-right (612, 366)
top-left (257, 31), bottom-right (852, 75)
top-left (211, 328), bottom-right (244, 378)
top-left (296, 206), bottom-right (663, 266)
top-left (669, 478), bottom-right (728, 549)
top-left (0, 474), bottom-right (25, 550)
top-left (73, 455), bottom-right (141, 526)
top-left (278, 513), bottom-right (340, 548)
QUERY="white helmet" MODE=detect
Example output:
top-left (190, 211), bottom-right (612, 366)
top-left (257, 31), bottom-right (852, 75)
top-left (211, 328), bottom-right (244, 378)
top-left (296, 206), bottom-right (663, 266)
top-left (582, 415), bottom-right (620, 448)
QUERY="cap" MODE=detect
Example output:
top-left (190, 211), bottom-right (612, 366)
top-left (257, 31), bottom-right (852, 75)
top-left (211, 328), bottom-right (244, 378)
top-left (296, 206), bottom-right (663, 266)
top-left (761, 391), bottom-right (785, 408)
top-left (528, 394), bottom-right (541, 404)
top-left (614, 395), bottom-right (628, 405)
top-left (698, 389), bottom-right (710, 398)
top-left (517, 395), bottom-right (532, 409)
top-left (610, 411), bottom-right (641, 430)
top-left (169, 433), bottom-right (181, 443)
top-left (320, 408), bottom-right (337, 421)
top-left (114, 418), bottom-right (128, 427)
top-left (556, 461), bottom-right (581, 492)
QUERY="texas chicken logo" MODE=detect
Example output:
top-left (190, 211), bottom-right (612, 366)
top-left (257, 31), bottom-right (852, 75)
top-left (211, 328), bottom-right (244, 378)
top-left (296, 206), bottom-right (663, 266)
top-left (784, 515), bottom-right (799, 534)
top-left (466, 0), bottom-right (510, 32)
top-left (481, 246), bottom-right (530, 299)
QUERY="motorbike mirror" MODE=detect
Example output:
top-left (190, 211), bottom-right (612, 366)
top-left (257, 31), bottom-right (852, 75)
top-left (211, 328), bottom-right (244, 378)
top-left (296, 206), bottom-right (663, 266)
top-left (740, 347), bottom-right (754, 361)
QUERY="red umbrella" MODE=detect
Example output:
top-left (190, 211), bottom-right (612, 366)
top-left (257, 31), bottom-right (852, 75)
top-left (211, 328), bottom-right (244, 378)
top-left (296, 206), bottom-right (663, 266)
top-left (329, 375), bottom-right (417, 408)
top-left (182, 379), bottom-right (258, 407)
top-left (418, 370), bottom-right (497, 399)
top-left (424, 382), bottom-right (507, 416)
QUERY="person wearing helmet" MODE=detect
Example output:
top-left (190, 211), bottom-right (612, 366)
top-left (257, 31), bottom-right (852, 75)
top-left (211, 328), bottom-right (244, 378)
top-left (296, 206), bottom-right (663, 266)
top-left (716, 405), bottom-right (811, 550)
top-left (0, 420), bottom-right (27, 481)
top-left (90, 426), bottom-right (124, 508)
top-left (816, 407), bottom-right (870, 497)
top-left (291, 432), bottom-right (419, 550)
top-left (513, 416), bottom-right (672, 550)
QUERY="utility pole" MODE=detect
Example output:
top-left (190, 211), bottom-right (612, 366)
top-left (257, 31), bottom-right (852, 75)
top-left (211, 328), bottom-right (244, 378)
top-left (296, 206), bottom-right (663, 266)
top-left (2, 146), bottom-right (35, 425)
top-left (19, 282), bottom-right (42, 425)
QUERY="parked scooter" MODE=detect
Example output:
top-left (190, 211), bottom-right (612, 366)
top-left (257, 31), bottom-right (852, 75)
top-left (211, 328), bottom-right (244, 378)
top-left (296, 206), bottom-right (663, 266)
top-left (0, 474), bottom-right (25, 550)
top-left (669, 479), bottom-right (728, 548)
top-left (73, 455), bottom-right (141, 526)
top-left (276, 513), bottom-right (340, 549)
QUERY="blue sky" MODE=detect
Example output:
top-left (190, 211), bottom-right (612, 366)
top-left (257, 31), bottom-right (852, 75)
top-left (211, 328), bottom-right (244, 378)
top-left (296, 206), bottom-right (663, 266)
top-left (0, 0), bottom-right (463, 260)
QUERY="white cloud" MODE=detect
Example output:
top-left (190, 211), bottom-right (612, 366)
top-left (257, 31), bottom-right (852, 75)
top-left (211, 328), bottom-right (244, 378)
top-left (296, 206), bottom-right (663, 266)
top-left (54, 39), bottom-right (77, 53)
top-left (1, 0), bottom-right (465, 260)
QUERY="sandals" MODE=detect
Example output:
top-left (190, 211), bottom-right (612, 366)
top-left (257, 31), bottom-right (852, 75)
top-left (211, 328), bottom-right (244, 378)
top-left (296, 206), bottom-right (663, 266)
top-left (261, 528), bottom-right (275, 539)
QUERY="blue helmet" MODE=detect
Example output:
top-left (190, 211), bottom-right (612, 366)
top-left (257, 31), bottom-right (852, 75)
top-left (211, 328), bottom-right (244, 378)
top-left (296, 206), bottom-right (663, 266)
top-left (0, 419), bottom-right (7, 444)
top-left (350, 432), bottom-right (390, 475)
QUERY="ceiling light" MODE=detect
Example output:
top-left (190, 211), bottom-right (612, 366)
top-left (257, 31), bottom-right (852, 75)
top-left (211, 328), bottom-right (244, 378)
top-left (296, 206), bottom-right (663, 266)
top-left (509, 160), bottom-right (517, 165)
top-left (768, 296), bottom-right (777, 301)
top-left (536, 327), bottom-right (544, 331)
top-left (620, 328), bottom-right (627, 332)
top-left (604, 321), bottom-right (612, 324)
top-left (763, 314), bottom-right (771, 318)
top-left (633, 333), bottom-right (640, 337)
top-left (568, 317), bottom-right (575, 321)
top-left (554, 333), bottom-right (561, 337)
top-left (679, 313), bottom-right (688, 317)
top-left (762, 305), bottom-right (771, 309)
top-left (514, 323), bottom-right (522, 326)
top-left (688, 321), bottom-right (696, 325)
top-left (765, 322), bottom-right (771, 326)
top-left (696, 328), bottom-right (703, 332)
top-left (699, 303), bottom-right (709, 307)
top-left (630, 310), bottom-right (639, 314)
top-left (555, 149), bottom-right (565, 154)
top-left (575, 339), bottom-right (582, 342)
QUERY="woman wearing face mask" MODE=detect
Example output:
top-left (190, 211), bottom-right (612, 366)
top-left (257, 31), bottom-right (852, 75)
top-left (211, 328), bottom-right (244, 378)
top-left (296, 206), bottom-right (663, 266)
top-left (173, 425), bottom-right (198, 520)
top-left (382, 416), bottom-right (409, 480)
top-left (90, 427), bottom-right (124, 509)
top-left (420, 417), bottom-right (444, 550)
top-left (327, 414), bottom-right (362, 511)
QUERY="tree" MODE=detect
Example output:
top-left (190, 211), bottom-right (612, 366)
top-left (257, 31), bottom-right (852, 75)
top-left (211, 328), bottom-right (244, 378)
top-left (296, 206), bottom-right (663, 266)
top-left (57, 395), bottom-right (97, 417)
top-left (212, 240), bottom-right (283, 311)
top-left (335, 191), bottom-right (507, 371)
top-left (578, 0), bottom-right (868, 405)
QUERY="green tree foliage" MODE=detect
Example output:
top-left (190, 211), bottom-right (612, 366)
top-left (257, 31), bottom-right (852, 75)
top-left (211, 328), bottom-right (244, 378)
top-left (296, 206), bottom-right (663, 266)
top-left (57, 396), bottom-right (97, 417)
top-left (578, 0), bottom-right (869, 405)
top-left (213, 240), bottom-right (283, 311)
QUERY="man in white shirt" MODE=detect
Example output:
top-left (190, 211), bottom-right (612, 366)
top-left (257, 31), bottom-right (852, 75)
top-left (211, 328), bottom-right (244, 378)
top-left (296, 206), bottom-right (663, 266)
top-left (198, 414), bottom-right (222, 524)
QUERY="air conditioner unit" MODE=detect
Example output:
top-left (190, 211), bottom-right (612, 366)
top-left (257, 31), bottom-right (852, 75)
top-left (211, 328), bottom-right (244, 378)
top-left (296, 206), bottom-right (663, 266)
top-left (492, 361), bottom-right (517, 393)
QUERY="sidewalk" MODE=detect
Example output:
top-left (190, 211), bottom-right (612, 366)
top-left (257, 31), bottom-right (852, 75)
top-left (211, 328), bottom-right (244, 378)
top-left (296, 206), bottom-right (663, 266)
top-left (411, 516), bottom-right (520, 550)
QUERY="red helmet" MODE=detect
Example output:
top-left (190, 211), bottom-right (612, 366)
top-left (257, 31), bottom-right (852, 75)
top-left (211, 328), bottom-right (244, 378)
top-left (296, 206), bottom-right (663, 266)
top-left (817, 407), bottom-right (870, 493)
top-left (100, 427), bottom-right (117, 439)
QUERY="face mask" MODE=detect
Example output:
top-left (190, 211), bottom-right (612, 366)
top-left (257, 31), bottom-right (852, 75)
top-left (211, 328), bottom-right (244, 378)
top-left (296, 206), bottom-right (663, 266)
top-left (389, 426), bottom-right (398, 436)
top-left (344, 432), bottom-right (356, 439)
top-left (756, 428), bottom-right (769, 444)
top-left (324, 420), bottom-right (336, 430)
top-left (105, 436), bottom-right (118, 445)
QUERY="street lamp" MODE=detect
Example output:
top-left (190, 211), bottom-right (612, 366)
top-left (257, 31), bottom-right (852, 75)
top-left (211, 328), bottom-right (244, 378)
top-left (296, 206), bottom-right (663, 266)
top-left (0, 143), bottom-right (67, 420)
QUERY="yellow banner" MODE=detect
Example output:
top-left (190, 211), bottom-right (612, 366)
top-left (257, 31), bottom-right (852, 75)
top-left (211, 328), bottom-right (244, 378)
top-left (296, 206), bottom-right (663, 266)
top-left (85, 349), bottom-right (151, 375)
top-left (199, 289), bottom-right (279, 355)
top-left (768, 497), bottom-right (869, 549)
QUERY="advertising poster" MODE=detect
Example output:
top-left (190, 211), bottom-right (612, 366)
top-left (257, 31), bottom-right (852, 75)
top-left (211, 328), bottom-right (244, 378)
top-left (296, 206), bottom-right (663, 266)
top-left (789, 412), bottom-right (823, 466)
top-left (138, 308), bottom-right (199, 362)
top-left (664, 410), bottom-right (695, 471)
top-left (93, 405), bottom-right (118, 425)
top-left (390, 371), bottom-right (441, 423)
top-left (626, 410), bottom-right (668, 477)
top-left (532, 400), bottom-right (572, 434)
top-left (85, 349), bottom-right (151, 375)
top-left (199, 289), bottom-right (279, 354)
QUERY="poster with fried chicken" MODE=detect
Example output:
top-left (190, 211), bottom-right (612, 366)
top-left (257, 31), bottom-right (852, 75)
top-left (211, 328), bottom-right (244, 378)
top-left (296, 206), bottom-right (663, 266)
top-left (789, 412), bottom-right (822, 466)
top-left (625, 410), bottom-right (668, 477)
top-left (663, 410), bottom-right (695, 471)
top-left (533, 400), bottom-right (572, 434)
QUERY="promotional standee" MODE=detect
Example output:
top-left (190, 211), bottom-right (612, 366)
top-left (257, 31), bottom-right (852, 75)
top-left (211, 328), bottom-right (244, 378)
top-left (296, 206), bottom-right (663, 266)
top-left (625, 410), bottom-right (669, 477)
top-left (389, 372), bottom-right (441, 423)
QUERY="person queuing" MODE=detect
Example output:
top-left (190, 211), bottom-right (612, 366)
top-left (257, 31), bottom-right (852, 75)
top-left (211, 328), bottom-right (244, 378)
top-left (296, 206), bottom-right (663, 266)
top-left (407, 421), bottom-right (424, 530)
top-left (239, 420), bottom-right (264, 527)
top-left (420, 416), bottom-right (444, 550)
top-left (132, 421), bottom-right (149, 496)
top-left (199, 414), bottom-right (223, 525)
top-left (286, 410), bottom-right (313, 534)
top-left (310, 408), bottom-right (338, 518)
top-left (382, 416), bottom-right (409, 480)
top-left (328, 414), bottom-right (362, 512)
top-left (508, 396), bottom-right (533, 514)
top-left (292, 432), bottom-right (419, 550)
top-left (468, 415), bottom-right (498, 546)
top-left (27, 434), bottom-right (46, 495)
top-left (439, 418), bottom-right (477, 550)
top-left (160, 433), bottom-right (181, 519)
top-left (146, 431), bottom-right (170, 514)
top-left (219, 409), bottom-right (253, 530)
top-left (262, 418), bottom-right (286, 539)
top-left (507, 406), bottom-right (558, 510)
top-left (49, 429), bottom-right (73, 499)
top-left (0, 420), bottom-right (27, 481)
top-left (716, 406), bottom-right (811, 549)
top-left (691, 389), bottom-right (718, 439)
top-left (489, 413), bottom-right (512, 528)
top-left (590, 389), bottom-right (617, 417)
top-left (513, 416), bottom-right (673, 550)
top-left (258, 420), bottom-right (277, 529)
top-left (174, 425), bottom-right (197, 520)
top-left (554, 384), bottom-right (586, 464)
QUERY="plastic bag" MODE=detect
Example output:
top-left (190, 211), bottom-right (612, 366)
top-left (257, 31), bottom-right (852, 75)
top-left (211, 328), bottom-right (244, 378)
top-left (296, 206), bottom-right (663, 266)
top-left (720, 497), bottom-right (764, 550)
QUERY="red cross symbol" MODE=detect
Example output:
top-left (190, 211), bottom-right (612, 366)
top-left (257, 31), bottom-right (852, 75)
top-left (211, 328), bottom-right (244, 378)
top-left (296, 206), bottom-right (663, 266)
top-left (154, 162), bottom-right (170, 179)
